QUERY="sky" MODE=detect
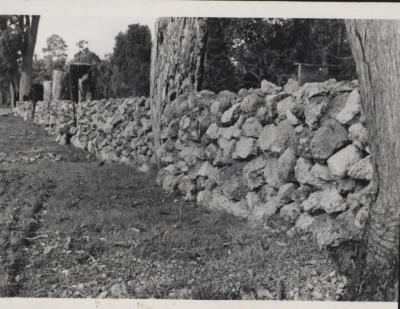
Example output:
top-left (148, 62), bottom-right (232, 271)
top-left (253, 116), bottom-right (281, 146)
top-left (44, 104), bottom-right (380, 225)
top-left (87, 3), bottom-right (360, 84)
top-left (35, 16), bottom-right (156, 60)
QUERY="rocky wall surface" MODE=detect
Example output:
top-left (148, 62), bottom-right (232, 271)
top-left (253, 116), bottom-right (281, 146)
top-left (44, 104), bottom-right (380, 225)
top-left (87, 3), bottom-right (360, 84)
top-left (156, 78), bottom-right (375, 249)
top-left (70, 97), bottom-right (154, 167)
top-left (15, 97), bottom-right (154, 168)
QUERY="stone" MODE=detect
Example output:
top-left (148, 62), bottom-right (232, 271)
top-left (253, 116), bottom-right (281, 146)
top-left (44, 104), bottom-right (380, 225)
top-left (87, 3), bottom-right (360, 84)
top-left (291, 184), bottom-right (313, 204)
top-left (348, 122), bottom-right (369, 150)
top-left (205, 123), bottom-right (219, 140)
top-left (243, 156), bottom-right (267, 190)
top-left (242, 117), bottom-right (263, 137)
top-left (217, 137), bottom-right (235, 161)
top-left (301, 187), bottom-right (345, 214)
top-left (275, 183), bottom-right (296, 209)
top-left (286, 110), bottom-right (300, 126)
top-left (207, 189), bottom-right (249, 218)
top-left (263, 157), bottom-right (284, 188)
top-left (221, 103), bottom-right (241, 125)
top-left (277, 96), bottom-right (294, 120)
top-left (348, 155), bottom-right (373, 180)
top-left (304, 96), bottom-right (329, 129)
top-left (277, 148), bottom-right (297, 182)
top-left (309, 119), bottom-right (348, 160)
top-left (232, 137), bottom-right (257, 160)
top-left (197, 161), bottom-right (219, 183)
top-left (295, 158), bottom-right (332, 188)
top-left (295, 213), bottom-right (316, 232)
top-left (257, 121), bottom-right (295, 155)
top-left (284, 78), bottom-right (299, 93)
top-left (221, 176), bottom-right (247, 201)
top-left (309, 214), bottom-right (341, 248)
top-left (279, 203), bottom-right (301, 223)
top-left (218, 126), bottom-right (241, 140)
top-left (346, 182), bottom-right (377, 209)
top-left (336, 88), bottom-right (361, 124)
top-left (261, 79), bottom-right (282, 94)
top-left (302, 82), bottom-right (329, 99)
top-left (327, 145), bottom-right (362, 179)
top-left (259, 184), bottom-right (277, 202)
top-left (241, 94), bottom-right (263, 113)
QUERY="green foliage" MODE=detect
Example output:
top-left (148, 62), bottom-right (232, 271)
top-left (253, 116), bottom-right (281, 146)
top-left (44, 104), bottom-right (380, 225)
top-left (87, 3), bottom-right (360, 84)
top-left (203, 18), bottom-right (356, 92)
top-left (42, 34), bottom-right (68, 71)
top-left (109, 24), bottom-right (151, 97)
top-left (73, 40), bottom-right (101, 65)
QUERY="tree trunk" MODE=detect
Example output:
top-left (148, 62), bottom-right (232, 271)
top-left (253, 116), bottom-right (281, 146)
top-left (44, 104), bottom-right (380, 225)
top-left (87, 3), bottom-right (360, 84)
top-left (19, 15), bottom-right (40, 101)
top-left (150, 17), bottom-right (208, 164)
top-left (345, 20), bottom-right (399, 300)
top-left (9, 81), bottom-right (15, 110)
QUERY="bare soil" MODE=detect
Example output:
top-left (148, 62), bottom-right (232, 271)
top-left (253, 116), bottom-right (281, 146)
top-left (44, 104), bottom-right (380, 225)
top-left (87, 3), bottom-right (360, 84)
top-left (0, 115), bottom-right (348, 300)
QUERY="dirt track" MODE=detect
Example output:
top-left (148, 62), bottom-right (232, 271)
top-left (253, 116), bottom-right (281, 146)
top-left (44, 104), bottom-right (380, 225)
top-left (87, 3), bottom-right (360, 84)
top-left (0, 115), bottom-right (347, 299)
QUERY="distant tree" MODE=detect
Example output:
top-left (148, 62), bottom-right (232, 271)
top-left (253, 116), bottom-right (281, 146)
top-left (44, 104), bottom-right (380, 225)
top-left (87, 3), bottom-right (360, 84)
top-left (110, 24), bottom-right (151, 97)
top-left (73, 40), bottom-right (101, 65)
top-left (42, 34), bottom-right (68, 73)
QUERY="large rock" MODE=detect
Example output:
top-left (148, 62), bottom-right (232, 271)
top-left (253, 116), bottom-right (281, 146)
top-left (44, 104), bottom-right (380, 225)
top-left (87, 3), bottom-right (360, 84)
top-left (261, 79), bottom-right (282, 94)
top-left (277, 148), bottom-right (297, 182)
top-left (218, 126), bottom-right (241, 140)
top-left (232, 137), bottom-right (257, 160)
top-left (327, 145), bottom-right (362, 178)
top-left (310, 211), bottom-right (363, 248)
top-left (277, 96), bottom-right (294, 120)
top-left (197, 161), bottom-right (219, 183)
top-left (263, 157), bottom-right (284, 188)
top-left (309, 119), bottom-right (348, 160)
top-left (294, 158), bottom-right (333, 188)
top-left (336, 88), bottom-right (361, 124)
top-left (205, 123), bottom-right (219, 140)
top-left (221, 175), bottom-right (247, 201)
top-left (240, 94), bottom-right (263, 113)
top-left (301, 187), bottom-right (345, 214)
top-left (221, 103), bottom-right (241, 125)
top-left (242, 117), bottom-right (263, 137)
top-left (295, 213), bottom-right (316, 232)
top-left (348, 122), bottom-right (369, 150)
top-left (304, 96), bottom-right (329, 129)
top-left (257, 121), bottom-right (295, 155)
top-left (243, 156), bottom-right (267, 190)
top-left (348, 155), bottom-right (373, 180)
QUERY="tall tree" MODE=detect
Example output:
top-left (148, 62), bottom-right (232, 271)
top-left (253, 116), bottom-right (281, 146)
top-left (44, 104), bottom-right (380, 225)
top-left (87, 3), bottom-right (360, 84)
top-left (345, 19), bottom-right (399, 301)
top-left (19, 15), bottom-right (40, 101)
top-left (150, 18), bottom-right (208, 163)
top-left (42, 34), bottom-right (68, 72)
top-left (111, 24), bottom-right (151, 97)
top-left (73, 40), bottom-right (101, 65)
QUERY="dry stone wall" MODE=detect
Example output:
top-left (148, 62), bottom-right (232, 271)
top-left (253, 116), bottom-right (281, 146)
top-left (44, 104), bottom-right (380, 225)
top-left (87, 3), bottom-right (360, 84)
top-left (15, 97), bottom-right (155, 168)
top-left (15, 78), bottom-right (374, 249)
top-left (156, 78), bottom-right (375, 249)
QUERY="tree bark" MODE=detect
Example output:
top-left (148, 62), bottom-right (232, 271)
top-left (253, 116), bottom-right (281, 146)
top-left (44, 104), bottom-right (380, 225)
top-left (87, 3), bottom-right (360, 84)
top-left (9, 81), bottom-right (15, 110)
top-left (19, 15), bottom-right (40, 101)
top-left (150, 17), bottom-right (208, 164)
top-left (345, 20), bottom-right (399, 300)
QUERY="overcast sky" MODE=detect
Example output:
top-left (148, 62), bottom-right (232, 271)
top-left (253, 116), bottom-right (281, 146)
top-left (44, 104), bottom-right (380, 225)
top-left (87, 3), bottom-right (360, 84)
top-left (35, 16), bottom-right (156, 60)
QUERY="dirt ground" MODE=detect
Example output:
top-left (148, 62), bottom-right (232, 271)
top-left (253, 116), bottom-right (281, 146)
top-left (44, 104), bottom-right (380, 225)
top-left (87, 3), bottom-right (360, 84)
top-left (0, 115), bottom-right (348, 300)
